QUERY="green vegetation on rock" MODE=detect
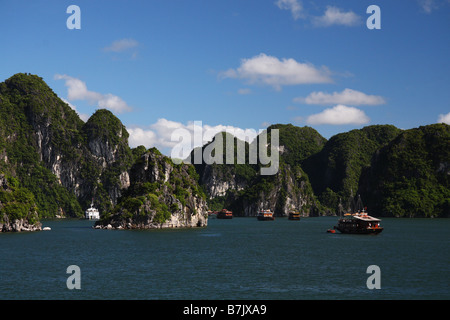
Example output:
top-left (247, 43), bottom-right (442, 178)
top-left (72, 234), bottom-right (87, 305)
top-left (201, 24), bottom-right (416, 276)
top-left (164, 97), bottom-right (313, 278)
top-left (1, 73), bottom-right (448, 226)
top-left (359, 124), bottom-right (450, 217)
top-left (303, 125), bottom-right (402, 211)
top-left (0, 173), bottom-right (40, 227)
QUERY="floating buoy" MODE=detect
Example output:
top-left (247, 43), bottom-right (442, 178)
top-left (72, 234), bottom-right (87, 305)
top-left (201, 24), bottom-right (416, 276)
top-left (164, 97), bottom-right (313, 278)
top-left (327, 229), bottom-right (335, 233)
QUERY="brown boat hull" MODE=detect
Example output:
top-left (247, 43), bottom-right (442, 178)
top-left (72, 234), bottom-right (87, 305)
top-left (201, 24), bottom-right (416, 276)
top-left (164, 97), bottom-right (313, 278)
top-left (257, 216), bottom-right (274, 221)
top-left (335, 226), bottom-right (383, 235)
top-left (217, 214), bottom-right (232, 219)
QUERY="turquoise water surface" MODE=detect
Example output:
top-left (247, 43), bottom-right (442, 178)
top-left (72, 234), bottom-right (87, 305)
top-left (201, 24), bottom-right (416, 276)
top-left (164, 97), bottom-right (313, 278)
top-left (1, 217), bottom-right (448, 299)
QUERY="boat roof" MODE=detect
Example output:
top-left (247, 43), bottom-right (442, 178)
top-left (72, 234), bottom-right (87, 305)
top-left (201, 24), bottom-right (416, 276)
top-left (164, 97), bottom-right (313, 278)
top-left (352, 214), bottom-right (381, 222)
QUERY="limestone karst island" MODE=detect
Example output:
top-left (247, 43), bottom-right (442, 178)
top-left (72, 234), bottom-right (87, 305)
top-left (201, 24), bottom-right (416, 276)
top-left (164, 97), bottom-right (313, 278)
top-left (0, 73), bottom-right (449, 232)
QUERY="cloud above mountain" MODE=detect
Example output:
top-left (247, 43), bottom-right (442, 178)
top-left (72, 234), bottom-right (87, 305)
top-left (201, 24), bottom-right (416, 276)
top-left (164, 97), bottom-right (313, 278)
top-left (220, 53), bottom-right (332, 90)
top-left (54, 74), bottom-right (132, 114)
top-left (306, 105), bottom-right (370, 125)
top-left (438, 112), bottom-right (450, 125)
top-left (127, 119), bottom-right (260, 159)
top-left (295, 88), bottom-right (386, 106)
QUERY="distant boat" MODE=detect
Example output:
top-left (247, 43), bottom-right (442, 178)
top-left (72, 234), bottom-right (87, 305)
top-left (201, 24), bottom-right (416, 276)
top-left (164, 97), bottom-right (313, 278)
top-left (333, 195), bottom-right (383, 235)
top-left (85, 202), bottom-right (100, 220)
top-left (288, 211), bottom-right (300, 220)
top-left (217, 209), bottom-right (233, 219)
top-left (257, 209), bottom-right (274, 221)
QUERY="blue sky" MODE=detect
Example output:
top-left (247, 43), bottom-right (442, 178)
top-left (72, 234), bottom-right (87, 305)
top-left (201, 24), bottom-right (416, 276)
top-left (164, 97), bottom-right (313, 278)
top-left (1, 0), bottom-right (449, 156)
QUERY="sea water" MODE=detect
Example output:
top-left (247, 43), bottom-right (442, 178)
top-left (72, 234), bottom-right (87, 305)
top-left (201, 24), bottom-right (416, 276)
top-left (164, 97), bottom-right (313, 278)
top-left (0, 217), bottom-right (448, 300)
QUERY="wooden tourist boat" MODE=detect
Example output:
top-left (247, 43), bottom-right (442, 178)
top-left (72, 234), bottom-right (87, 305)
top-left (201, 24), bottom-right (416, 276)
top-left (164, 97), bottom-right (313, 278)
top-left (257, 209), bottom-right (274, 221)
top-left (217, 209), bottom-right (233, 219)
top-left (288, 211), bottom-right (300, 220)
top-left (334, 195), bottom-right (383, 235)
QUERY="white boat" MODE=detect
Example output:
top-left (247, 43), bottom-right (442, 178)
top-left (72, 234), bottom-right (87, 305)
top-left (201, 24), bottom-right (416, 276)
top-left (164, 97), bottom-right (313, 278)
top-left (85, 202), bottom-right (100, 220)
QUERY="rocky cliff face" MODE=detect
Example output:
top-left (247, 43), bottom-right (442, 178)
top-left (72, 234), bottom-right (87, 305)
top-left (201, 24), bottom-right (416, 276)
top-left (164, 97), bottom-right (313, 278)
top-left (199, 164), bottom-right (248, 198)
top-left (0, 173), bottom-right (41, 232)
top-left (80, 109), bottom-right (133, 211)
top-left (302, 125), bottom-right (403, 211)
top-left (359, 124), bottom-right (450, 217)
top-left (0, 216), bottom-right (41, 232)
top-left (1, 73), bottom-right (448, 224)
top-left (0, 73), bottom-right (134, 217)
top-left (0, 73), bottom-right (209, 230)
top-left (0, 73), bottom-right (208, 229)
top-left (95, 148), bottom-right (208, 229)
top-left (192, 126), bottom-right (323, 217)
top-left (223, 163), bottom-right (319, 217)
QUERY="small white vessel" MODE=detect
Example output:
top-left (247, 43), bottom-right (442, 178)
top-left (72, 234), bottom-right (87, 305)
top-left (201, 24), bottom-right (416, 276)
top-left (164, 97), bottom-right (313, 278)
top-left (85, 202), bottom-right (100, 220)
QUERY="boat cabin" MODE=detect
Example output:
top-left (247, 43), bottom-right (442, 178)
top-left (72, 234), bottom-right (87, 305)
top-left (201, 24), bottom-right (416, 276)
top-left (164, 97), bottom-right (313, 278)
top-left (85, 203), bottom-right (100, 220)
top-left (335, 212), bottom-right (383, 234)
top-left (257, 209), bottom-right (274, 221)
top-left (217, 209), bottom-right (233, 219)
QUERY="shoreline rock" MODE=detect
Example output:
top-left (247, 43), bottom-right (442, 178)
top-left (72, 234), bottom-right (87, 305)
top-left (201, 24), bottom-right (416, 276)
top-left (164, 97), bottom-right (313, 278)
top-left (94, 208), bottom-right (208, 230)
top-left (0, 218), bottom-right (42, 232)
top-left (93, 148), bottom-right (209, 230)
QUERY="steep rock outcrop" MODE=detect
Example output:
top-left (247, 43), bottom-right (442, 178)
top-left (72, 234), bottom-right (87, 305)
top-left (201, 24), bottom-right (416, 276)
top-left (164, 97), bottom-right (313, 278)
top-left (95, 148), bottom-right (208, 229)
top-left (359, 124), bottom-right (450, 217)
top-left (80, 109), bottom-right (133, 210)
top-left (225, 163), bottom-right (319, 217)
top-left (200, 164), bottom-right (250, 198)
top-left (0, 74), bottom-right (134, 217)
top-left (191, 126), bottom-right (324, 216)
top-left (0, 173), bottom-right (41, 232)
top-left (303, 125), bottom-right (402, 211)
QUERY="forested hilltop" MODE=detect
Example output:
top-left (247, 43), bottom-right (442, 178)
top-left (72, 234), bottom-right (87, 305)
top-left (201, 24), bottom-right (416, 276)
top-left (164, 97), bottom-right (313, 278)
top-left (0, 73), bottom-right (207, 231)
top-left (359, 124), bottom-right (450, 217)
top-left (194, 123), bottom-right (449, 218)
top-left (0, 73), bottom-right (448, 231)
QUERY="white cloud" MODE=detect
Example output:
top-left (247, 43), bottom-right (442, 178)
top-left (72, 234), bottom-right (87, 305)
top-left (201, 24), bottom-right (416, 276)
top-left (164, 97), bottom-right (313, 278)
top-left (103, 38), bottom-right (139, 52)
top-left (295, 88), bottom-right (386, 105)
top-left (438, 112), bottom-right (450, 124)
top-left (127, 127), bottom-right (157, 149)
top-left (275, 0), bottom-right (303, 20)
top-left (61, 98), bottom-right (90, 122)
top-left (127, 119), bottom-right (260, 159)
top-left (54, 74), bottom-right (132, 113)
top-left (306, 105), bottom-right (370, 125)
top-left (221, 53), bottom-right (332, 90)
top-left (96, 93), bottom-right (131, 113)
top-left (313, 6), bottom-right (362, 27)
